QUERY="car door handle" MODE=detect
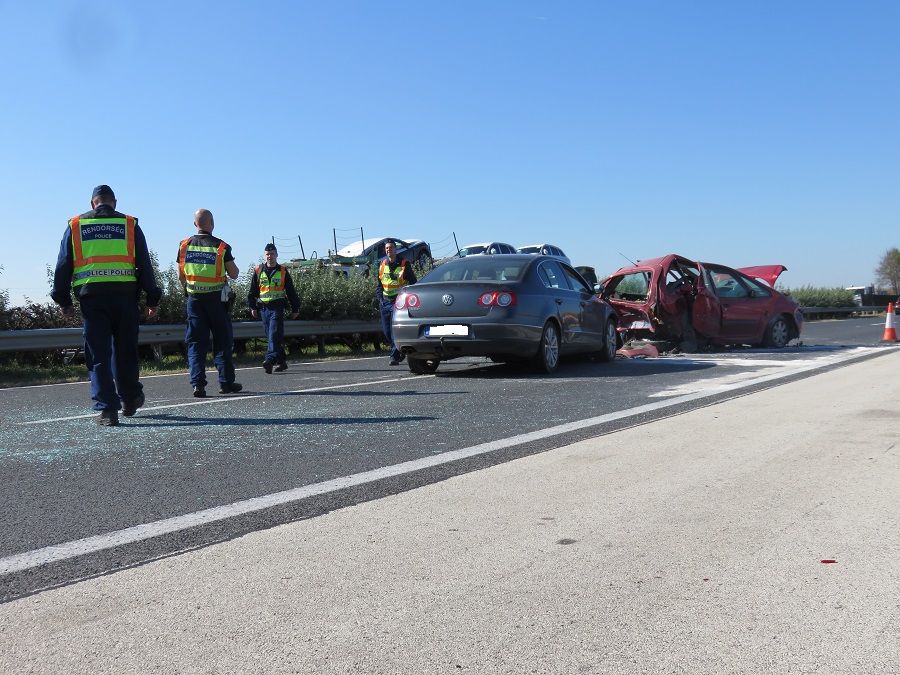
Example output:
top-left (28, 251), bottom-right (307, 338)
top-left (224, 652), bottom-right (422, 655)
top-left (555, 298), bottom-right (563, 305)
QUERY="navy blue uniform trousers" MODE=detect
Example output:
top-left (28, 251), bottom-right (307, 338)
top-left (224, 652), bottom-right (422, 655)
top-left (80, 294), bottom-right (142, 411)
top-left (259, 304), bottom-right (286, 364)
top-left (185, 294), bottom-right (235, 387)
top-left (379, 298), bottom-right (401, 360)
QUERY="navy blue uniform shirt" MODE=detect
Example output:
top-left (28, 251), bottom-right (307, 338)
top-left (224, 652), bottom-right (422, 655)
top-left (375, 258), bottom-right (418, 303)
top-left (247, 265), bottom-right (301, 312)
top-left (177, 231), bottom-right (235, 298)
top-left (52, 204), bottom-right (162, 308)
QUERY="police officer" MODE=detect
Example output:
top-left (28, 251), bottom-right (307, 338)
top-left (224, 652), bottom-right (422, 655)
top-left (52, 185), bottom-right (161, 426)
top-left (376, 240), bottom-right (417, 365)
top-left (248, 243), bottom-right (301, 373)
top-left (177, 209), bottom-right (241, 397)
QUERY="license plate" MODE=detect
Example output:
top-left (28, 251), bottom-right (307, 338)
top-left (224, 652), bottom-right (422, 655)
top-left (425, 324), bottom-right (469, 337)
top-left (629, 320), bottom-right (651, 329)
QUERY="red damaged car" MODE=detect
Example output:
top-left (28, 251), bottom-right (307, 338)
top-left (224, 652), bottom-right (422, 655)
top-left (600, 254), bottom-right (803, 351)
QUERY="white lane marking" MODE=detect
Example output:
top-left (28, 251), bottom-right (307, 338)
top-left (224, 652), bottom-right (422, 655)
top-left (0, 356), bottom-right (387, 392)
top-left (0, 346), bottom-right (884, 577)
top-left (17, 376), bottom-right (423, 425)
top-left (647, 347), bottom-right (879, 398)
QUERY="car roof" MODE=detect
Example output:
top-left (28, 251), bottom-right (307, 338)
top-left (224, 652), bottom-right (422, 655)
top-left (461, 241), bottom-right (511, 247)
top-left (442, 253), bottom-right (560, 265)
top-left (336, 237), bottom-right (415, 255)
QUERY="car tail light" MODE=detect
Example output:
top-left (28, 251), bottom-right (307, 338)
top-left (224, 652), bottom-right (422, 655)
top-left (476, 291), bottom-right (517, 307)
top-left (395, 292), bottom-right (420, 310)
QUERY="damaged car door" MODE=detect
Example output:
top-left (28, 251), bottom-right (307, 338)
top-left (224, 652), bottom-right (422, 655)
top-left (695, 264), bottom-right (770, 343)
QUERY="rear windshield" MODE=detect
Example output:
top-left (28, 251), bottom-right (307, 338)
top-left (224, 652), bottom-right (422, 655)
top-left (517, 246), bottom-right (540, 254)
top-left (458, 245), bottom-right (486, 256)
top-left (422, 259), bottom-right (526, 283)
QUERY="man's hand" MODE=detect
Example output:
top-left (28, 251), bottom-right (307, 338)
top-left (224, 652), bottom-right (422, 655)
top-left (290, 311), bottom-right (299, 320)
top-left (61, 305), bottom-right (75, 317)
top-left (251, 309), bottom-right (259, 319)
top-left (146, 306), bottom-right (159, 320)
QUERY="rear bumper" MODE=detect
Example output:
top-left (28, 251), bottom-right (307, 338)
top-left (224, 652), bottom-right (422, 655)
top-left (392, 321), bottom-right (542, 360)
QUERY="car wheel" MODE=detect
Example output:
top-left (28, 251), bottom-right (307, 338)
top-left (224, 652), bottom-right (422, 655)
top-left (764, 316), bottom-right (790, 348)
top-left (416, 250), bottom-right (432, 269)
top-left (408, 357), bottom-right (440, 374)
top-left (533, 322), bottom-right (560, 373)
top-left (597, 319), bottom-right (618, 362)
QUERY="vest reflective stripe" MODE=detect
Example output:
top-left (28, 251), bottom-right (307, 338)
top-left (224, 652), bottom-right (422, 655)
top-left (70, 215), bottom-right (137, 287)
top-left (256, 265), bottom-right (287, 302)
top-left (179, 237), bottom-right (227, 294)
top-left (379, 259), bottom-right (408, 298)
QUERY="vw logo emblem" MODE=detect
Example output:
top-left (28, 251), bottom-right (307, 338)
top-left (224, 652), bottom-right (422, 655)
top-left (442, 294), bottom-right (454, 306)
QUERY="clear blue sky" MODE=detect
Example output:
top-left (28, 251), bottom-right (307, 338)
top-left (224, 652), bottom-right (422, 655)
top-left (2, 1), bottom-right (898, 303)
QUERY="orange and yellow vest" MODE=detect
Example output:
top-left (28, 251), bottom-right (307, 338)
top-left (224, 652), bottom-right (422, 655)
top-left (378, 259), bottom-right (409, 299)
top-left (256, 265), bottom-right (287, 303)
top-left (69, 214), bottom-right (137, 288)
top-left (179, 237), bottom-right (227, 294)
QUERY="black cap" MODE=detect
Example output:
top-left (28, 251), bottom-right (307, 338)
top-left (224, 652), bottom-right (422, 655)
top-left (91, 185), bottom-right (115, 200)
top-left (264, 243), bottom-right (277, 252)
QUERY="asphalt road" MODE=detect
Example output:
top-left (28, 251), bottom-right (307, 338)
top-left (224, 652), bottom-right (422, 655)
top-left (1, 325), bottom-right (898, 673)
top-left (0, 316), bottom-right (894, 601)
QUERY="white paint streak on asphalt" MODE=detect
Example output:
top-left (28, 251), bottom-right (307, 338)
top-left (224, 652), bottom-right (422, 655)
top-left (17, 376), bottom-right (424, 425)
top-left (0, 345), bottom-right (885, 576)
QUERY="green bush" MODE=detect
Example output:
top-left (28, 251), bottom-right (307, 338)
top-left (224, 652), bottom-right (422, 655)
top-left (778, 285), bottom-right (856, 307)
top-left (293, 268), bottom-right (379, 320)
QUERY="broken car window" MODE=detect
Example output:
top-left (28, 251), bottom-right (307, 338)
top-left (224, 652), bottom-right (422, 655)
top-left (608, 272), bottom-right (651, 301)
top-left (740, 275), bottom-right (772, 297)
top-left (709, 270), bottom-right (750, 298)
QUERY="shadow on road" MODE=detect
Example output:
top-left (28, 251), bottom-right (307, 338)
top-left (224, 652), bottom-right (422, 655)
top-left (129, 414), bottom-right (436, 428)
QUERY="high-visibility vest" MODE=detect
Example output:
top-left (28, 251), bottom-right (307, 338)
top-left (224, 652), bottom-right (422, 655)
top-left (256, 265), bottom-right (287, 302)
top-left (179, 237), bottom-right (227, 294)
top-left (378, 259), bottom-right (408, 299)
top-left (69, 214), bottom-right (137, 288)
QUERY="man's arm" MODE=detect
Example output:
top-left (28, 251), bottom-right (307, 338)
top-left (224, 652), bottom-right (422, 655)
top-left (176, 244), bottom-right (186, 286)
top-left (134, 225), bottom-right (162, 310)
top-left (51, 227), bottom-right (74, 309)
top-left (225, 260), bottom-right (239, 280)
top-left (247, 270), bottom-right (260, 311)
top-left (375, 259), bottom-right (384, 303)
top-left (405, 263), bottom-right (418, 286)
top-left (223, 244), bottom-right (239, 280)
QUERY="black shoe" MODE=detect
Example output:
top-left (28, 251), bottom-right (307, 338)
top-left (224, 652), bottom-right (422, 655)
top-left (95, 409), bottom-right (119, 427)
top-left (389, 358), bottom-right (400, 366)
top-left (274, 362), bottom-right (288, 372)
top-left (193, 385), bottom-right (207, 398)
top-left (262, 360), bottom-right (273, 374)
top-left (219, 382), bottom-right (243, 394)
top-left (122, 392), bottom-right (145, 417)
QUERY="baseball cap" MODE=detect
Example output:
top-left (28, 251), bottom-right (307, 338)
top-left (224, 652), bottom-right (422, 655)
top-left (264, 243), bottom-right (277, 252)
top-left (91, 185), bottom-right (115, 200)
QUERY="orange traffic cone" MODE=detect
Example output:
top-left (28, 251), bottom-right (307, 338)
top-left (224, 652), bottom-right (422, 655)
top-left (881, 303), bottom-right (898, 342)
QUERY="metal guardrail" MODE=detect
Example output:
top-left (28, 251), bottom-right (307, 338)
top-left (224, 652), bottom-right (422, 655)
top-left (0, 320), bottom-right (382, 352)
top-left (0, 306), bottom-right (893, 352)
top-left (801, 306), bottom-right (887, 318)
